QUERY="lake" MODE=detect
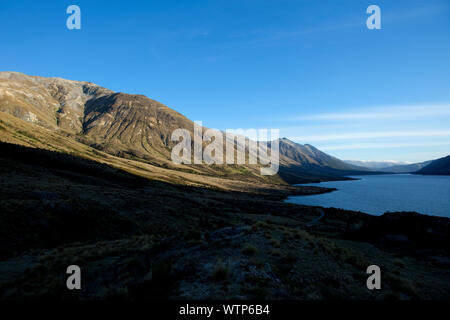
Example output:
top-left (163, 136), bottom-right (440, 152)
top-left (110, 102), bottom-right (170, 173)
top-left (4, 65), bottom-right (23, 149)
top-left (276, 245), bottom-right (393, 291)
top-left (286, 174), bottom-right (450, 218)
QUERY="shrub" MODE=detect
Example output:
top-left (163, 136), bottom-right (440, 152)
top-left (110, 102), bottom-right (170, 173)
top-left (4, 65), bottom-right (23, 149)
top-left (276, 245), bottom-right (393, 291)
top-left (212, 262), bottom-right (229, 281)
top-left (270, 249), bottom-right (281, 256)
top-left (242, 244), bottom-right (258, 256)
top-left (393, 259), bottom-right (405, 269)
top-left (269, 238), bottom-right (281, 248)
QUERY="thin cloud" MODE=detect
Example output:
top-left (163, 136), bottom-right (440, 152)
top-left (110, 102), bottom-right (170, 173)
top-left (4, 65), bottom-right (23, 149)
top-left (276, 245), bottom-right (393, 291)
top-left (229, 3), bottom-right (448, 45)
top-left (293, 104), bottom-right (450, 121)
top-left (320, 141), bottom-right (450, 151)
top-left (290, 129), bottom-right (450, 142)
top-left (383, 3), bottom-right (449, 22)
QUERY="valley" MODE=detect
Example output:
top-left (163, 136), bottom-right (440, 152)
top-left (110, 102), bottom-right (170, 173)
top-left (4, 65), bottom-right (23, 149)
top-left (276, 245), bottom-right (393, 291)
top-left (0, 72), bottom-right (449, 300)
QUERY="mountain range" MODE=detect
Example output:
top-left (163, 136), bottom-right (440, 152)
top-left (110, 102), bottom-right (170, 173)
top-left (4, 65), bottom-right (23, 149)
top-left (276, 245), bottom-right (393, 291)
top-left (344, 160), bottom-right (434, 173)
top-left (379, 161), bottom-right (433, 173)
top-left (345, 158), bottom-right (449, 175)
top-left (0, 71), bottom-right (370, 186)
top-left (344, 160), bottom-right (412, 170)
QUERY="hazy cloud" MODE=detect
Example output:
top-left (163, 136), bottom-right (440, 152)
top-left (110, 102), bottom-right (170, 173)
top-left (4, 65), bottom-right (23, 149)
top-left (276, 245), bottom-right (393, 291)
top-left (320, 141), bottom-right (450, 151)
top-left (293, 104), bottom-right (450, 121)
top-left (290, 129), bottom-right (450, 142)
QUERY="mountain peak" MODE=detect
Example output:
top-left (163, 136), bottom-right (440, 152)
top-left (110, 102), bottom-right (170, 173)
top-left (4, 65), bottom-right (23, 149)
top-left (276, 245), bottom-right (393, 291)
top-left (277, 137), bottom-right (302, 146)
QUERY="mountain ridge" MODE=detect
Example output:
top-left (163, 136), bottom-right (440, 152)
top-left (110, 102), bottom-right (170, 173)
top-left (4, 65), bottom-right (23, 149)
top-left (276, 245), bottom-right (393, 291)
top-left (345, 160), bottom-right (412, 170)
top-left (415, 155), bottom-right (450, 175)
top-left (380, 161), bottom-right (433, 173)
top-left (0, 71), bottom-right (372, 185)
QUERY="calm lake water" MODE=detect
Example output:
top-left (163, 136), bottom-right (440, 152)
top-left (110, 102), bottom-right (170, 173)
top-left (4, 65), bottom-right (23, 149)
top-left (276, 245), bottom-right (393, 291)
top-left (286, 174), bottom-right (450, 218)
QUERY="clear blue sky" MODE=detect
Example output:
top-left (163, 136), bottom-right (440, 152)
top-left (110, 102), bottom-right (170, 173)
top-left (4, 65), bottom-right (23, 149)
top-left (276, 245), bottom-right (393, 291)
top-left (1, 0), bottom-right (449, 162)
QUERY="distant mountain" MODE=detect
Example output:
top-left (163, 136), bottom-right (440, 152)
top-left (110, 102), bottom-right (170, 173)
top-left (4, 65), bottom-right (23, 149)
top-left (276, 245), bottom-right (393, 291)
top-left (276, 139), bottom-right (365, 170)
top-left (273, 138), bottom-right (372, 183)
top-left (415, 155), bottom-right (450, 175)
top-left (344, 159), bottom-right (438, 174)
top-left (345, 160), bottom-right (411, 170)
top-left (380, 161), bottom-right (433, 173)
top-left (0, 71), bottom-right (372, 185)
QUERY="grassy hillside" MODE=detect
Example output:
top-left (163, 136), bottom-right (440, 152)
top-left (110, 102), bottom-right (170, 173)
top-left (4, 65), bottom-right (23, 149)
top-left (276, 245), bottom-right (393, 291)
top-left (0, 111), bottom-right (290, 189)
top-left (0, 142), bottom-right (449, 300)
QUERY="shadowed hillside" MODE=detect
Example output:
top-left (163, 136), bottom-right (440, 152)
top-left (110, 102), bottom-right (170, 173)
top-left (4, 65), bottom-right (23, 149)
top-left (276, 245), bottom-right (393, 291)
top-left (0, 141), bottom-right (449, 300)
top-left (415, 155), bottom-right (450, 175)
top-left (0, 141), bottom-right (333, 259)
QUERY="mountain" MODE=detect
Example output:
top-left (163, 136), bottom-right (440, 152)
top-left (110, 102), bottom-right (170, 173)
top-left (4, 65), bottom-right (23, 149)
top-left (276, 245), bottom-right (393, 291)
top-left (0, 71), bottom-right (113, 132)
top-left (0, 71), bottom-right (369, 185)
top-left (278, 139), bottom-right (365, 169)
top-left (345, 160), bottom-right (411, 170)
top-left (415, 155), bottom-right (450, 175)
top-left (0, 71), bottom-right (278, 185)
top-left (0, 71), bottom-right (193, 161)
top-left (344, 159), bottom-right (437, 174)
top-left (380, 161), bottom-right (433, 173)
top-left (273, 138), bottom-right (372, 183)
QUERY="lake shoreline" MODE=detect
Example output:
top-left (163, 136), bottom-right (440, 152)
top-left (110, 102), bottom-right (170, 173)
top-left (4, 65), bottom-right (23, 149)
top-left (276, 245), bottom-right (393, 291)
top-left (285, 174), bottom-right (450, 218)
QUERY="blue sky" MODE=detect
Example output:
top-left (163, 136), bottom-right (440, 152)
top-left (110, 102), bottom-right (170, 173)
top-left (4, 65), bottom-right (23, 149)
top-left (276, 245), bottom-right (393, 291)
top-left (1, 0), bottom-right (449, 162)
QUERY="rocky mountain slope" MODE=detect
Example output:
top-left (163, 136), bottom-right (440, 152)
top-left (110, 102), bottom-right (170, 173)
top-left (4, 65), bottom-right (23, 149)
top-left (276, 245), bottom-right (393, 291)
top-left (0, 71), bottom-right (195, 160)
top-left (273, 138), bottom-right (371, 183)
top-left (0, 71), bottom-right (369, 185)
top-left (276, 138), bottom-right (366, 170)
